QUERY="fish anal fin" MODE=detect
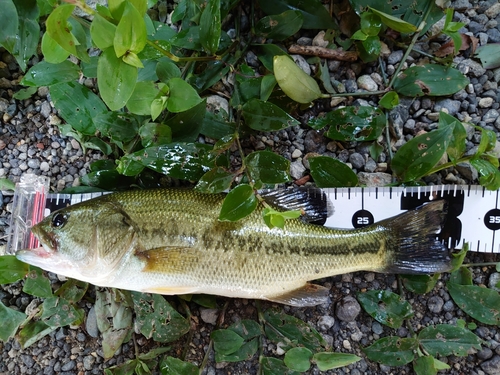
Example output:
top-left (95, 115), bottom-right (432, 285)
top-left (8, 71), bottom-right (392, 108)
top-left (142, 286), bottom-right (199, 295)
top-left (266, 283), bottom-right (330, 307)
top-left (135, 246), bottom-right (199, 273)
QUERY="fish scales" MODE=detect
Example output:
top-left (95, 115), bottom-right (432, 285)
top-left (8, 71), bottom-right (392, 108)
top-left (18, 188), bottom-right (451, 307)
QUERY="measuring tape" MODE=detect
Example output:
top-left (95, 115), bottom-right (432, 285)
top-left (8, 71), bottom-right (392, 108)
top-left (6, 175), bottom-right (500, 254)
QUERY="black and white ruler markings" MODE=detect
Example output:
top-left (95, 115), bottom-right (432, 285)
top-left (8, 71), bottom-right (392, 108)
top-left (36, 186), bottom-right (500, 253)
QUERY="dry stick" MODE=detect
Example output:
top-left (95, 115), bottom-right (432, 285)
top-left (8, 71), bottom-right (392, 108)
top-left (288, 44), bottom-right (358, 62)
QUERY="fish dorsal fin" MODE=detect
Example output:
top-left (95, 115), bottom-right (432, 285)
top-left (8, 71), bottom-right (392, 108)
top-left (260, 187), bottom-right (333, 225)
top-left (135, 246), bottom-right (199, 273)
top-left (265, 283), bottom-right (330, 307)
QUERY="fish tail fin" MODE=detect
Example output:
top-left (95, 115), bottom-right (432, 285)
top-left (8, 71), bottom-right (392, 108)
top-left (382, 200), bottom-right (451, 274)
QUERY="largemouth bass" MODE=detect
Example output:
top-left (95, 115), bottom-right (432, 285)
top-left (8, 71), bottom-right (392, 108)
top-left (16, 188), bottom-right (451, 307)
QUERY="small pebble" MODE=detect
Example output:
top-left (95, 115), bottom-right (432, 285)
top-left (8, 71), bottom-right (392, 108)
top-left (317, 315), bottom-right (335, 331)
top-left (335, 296), bottom-right (361, 322)
top-left (200, 308), bottom-right (218, 325)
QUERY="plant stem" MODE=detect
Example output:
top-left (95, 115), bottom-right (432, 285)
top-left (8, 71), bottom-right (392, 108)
top-left (425, 155), bottom-right (474, 176)
top-left (145, 40), bottom-right (220, 63)
top-left (462, 262), bottom-right (498, 268)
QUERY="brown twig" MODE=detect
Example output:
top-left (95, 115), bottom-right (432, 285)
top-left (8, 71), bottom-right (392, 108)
top-left (288, 44), bottom-right (358, 61)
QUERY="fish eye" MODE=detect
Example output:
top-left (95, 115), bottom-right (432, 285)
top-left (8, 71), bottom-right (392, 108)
top-left (51, 213), bottom-right (68, 228)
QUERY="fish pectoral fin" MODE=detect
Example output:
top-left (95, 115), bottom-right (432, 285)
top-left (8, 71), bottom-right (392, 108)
top-left (141, 286), bottom-right (199, 295)
top-left (265, 283), bottom-right (330, 307)
top-left (135, 246), bottom-right (199, 273)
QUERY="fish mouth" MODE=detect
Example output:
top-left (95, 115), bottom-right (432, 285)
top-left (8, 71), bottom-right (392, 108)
top-left (16, 225), bottom-right (58, 268)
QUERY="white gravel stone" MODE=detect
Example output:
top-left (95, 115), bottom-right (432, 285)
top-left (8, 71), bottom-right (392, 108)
top-left (291, 54), bottom-right (311, 75)
top-left (357, 75), bottom-right (378, 91)
top-left (291, 149), bottom-right (302, 159)
top-left (485, 3), bottom-right (500, 18)
top-left (479, 97), bottom-right (494, 108)
top-left (40, 161), bottom-right (50, 172)
top-left (312, 31), bottom-right (329, 47)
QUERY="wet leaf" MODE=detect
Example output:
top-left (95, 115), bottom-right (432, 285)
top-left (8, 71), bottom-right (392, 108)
top-left (358, 290), bottom-right (413, 328)
top-left (23, 266), bottom-right (53, 298)
top-left (260, 357), bottom-right (301, 375)
top-left (199, 0), bottom-right (221, 54)
top-left (12, 0), bottom-right (40, 71)
top-left (166, 77), bottom-right (203, 113)
top-left (284, 347), bottom-right (312, 372)
top-left (0, 0), bottom-right (18, 53)
top-left (477, 127), bottom-right (497, 155)
top-left (312, 106), bottom-right (386, 141)
top-left (471, 158), bottom-right (500, 191)
top-left (200, 111), bottom-right (236, 140)
top-left (242, 99), bottom-right (300, 131)
top-left (81, 169), bottom-right (135, 190)
top-left (97, 47), bottom-right (138, 110)
top-left (394, 64), bottom-right (468, 97)
top-left (379, 91), bottom-right (399, 109)
top-left (0, 300), bottom-right (27, 342)
top-left (132, 292), bottom-right (190, 343)
top-left (263, 309), bottom-right (327, 351)
top-left (360, 11), bottom-right (382, 36)
top-left (219, 184), bottom-right (257, 222)
top-left (418, 324), bottom-right (482, 357)
top-left (369, 7), bottom-right (417, 33)
top-left (440, 112), bottom-right (466, 163)
top-left (447, 282), bottom-right (500, 325)
top-left (313, 352), bottom-right (361, 371)
top-left (258, 0), bottom-right (336, 29)
top-left (363, 336), bottom-right (417, 366)
top-left (46, 4), bottom-right (79, 56)
top-left (0, 255), bottom-right (29, 283)
top-left (21, 60), bottom-right (80, 87)
top-left (273, 55), bottom-right (322, 103)
top-left (255, 10), bottom-right (303, 41)
top-left (401, 274), bottom-right (439, 294)
top-left (391, 125), bottom-right (453, 182)
top-left (114, 1), bottom-right (147, 57)
top-left (18, 321), bottom-right (54, 349)
top-left (139, 122), bottom-right (172, 147)
top-left (50, 81), bottom-right (108, 135)
top-left (160, 357), bottom-right (199, 375)
top-left (195, 167), bottom-right (234, 194)
top-left (476, 43), bottom-right (500, 69)
top-left (309, 156), bottom-right (358, 187)
top-left (246, 151), bottom-right (291, 184)
top-left (93, 112), bottom-right (140, 143)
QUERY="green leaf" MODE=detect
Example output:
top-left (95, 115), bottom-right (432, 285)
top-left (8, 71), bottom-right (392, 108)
top-left (255, 10), bottom-right (303, 41)
top-left (200, 111), bottom-right (236, 140)
top-left (218, 184), bottom-right (258, 222)
top-left (18, 320), bottom-right (54, 349)
top-left (195, 167), bottom-right (234, 194)
top-left (91, 13), bottom-right (117, 50)
top-left (160, 357), bottom-right (198, 375)
top-left (41, 32), bottom-right (70, 64)
top-left (394, 64), bottom-right (469, 97)
top-left (199, 0), bottom-right (221, 54)
top-left (418, 324), bottom-right (482, 357)
top-left (166, 78), bottom-right (203, 113)
top-left (228, 319), bottom-right (262, 340)
top-left (12, 0), bottom-right (40, 71)
top-left (447, 282), bottom-right (500, 325)
top-left (284, 347), bottom-right (312, 372)
top-left (97, 47), bottom-right (138, 110)
top-left (94, 112), bottom-right (140, 143)
top-left (440, 112), bottom-right (466, 163)
top-left (314, 106), bottom-right (386, 141)
top-left (475, 43), bottom-right (500, 69)
top-left (126, 81), bottom-right (161, 115)
top-left (363, 337), bottom-right (417, 366)
top-left (309, 156), bottom-right (358, 187)
top-left (477, 127), bottom-right (497, 154)
top-left (166, 99), bottom-right (206, 142)
top-left (117, 143), bottom-right (214, 180)
top-left (138, 122), bottom-right (172, 147)
top-left (263, 310), bottom-right (327, 351)
top-left (258, 0), bottom-right (336, 29)
top-left (114, 1), bottom-right (147, 57)
top-left (41, 297), bottom-right (81, 328)
top-left (260, 357), bottom-right (301, 375)
top-left (0, 301), bottom-right (27, 342)
top-left (211, 329), bottom-right (245, 355)
top-left (13, 86), bottom-right (37, 100)
top-left (156, 58), bottom-right (181, 83)
top-left (470, 158), bottom-right (500, 191)
top-left (21, 60), bottom-right (80, 87)
top-left (369, 7), bottom-right (417, 33)
top-left (50, 81), bottom-right (108, 135)
top-left (215, 338), bottom-right (259, 363)
top-left (379, 91), bottom-right (399, 109)
top-left (46, 4), bottom-right (79, 56)
top-left (54, 279), bottom-right (88, 304)
top-left (242, 99), bottom-right (300, 131)
top-left (401, 274), bottom-right (439, 294)
top-left (23, 266), bottom-right (53, 298)
top-left (256, 44), bottom-right (288, 72)
top-left (360, 11), bottom-right (382, 36)
top-left (0, 0), bottom-right (18, 53)
top-left (262, 207), bottom-right (301, 229)
top-left (273, 55), bottom-right (322, 103)
top-left (0, 255), bottom-right (29, 283)
top-left (357, 290), bottom-right (413, 328)
top-left (391, 125), bottom-right (453, 182)
top-left (131, 292), bottom-right (190, 343)
top-left (245, 151), bottom-right (291, 184)
top-left (0, 177), bottom-right (16, 190)
top-left (414, 355), bottom-right (437, 375)
top-left (82, 56), bottom-right (99, 78)
top-left (313, 352), bottom-right (361, 371)
top-left (356, 36), bottom-right (381, 62)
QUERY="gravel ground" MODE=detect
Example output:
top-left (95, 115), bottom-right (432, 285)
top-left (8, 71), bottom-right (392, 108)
top-left (2, 0), bottom-right (500, 374)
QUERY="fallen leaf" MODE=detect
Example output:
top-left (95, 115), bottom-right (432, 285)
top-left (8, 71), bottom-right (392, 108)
top-left (435, 34), bottom-right (478, 57)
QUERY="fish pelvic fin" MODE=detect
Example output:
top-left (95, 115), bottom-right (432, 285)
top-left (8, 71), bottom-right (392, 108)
top-left (135, 246), bottom-right (199, 273)
top-left (265, 283), bottom-right (330, 307)
top-left (382, 200), bottom-right (452, 274)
